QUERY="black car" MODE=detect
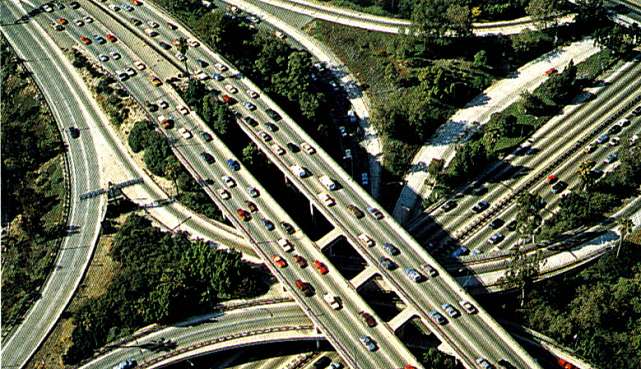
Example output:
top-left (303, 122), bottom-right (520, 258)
top-left (264, 122), bottom-right (278, 132)
top-left (200, 152), bottom-right (215, 164)
top-left (551, 181), bottom-right (567, 194)
top-left (379, 256), bottom-right (397, 270)
top-left (243, 116), bottom-right (258, 127)
top-left (506, 219), bottom-right (517, 231)
top-left (286, 142), bottom-right (300, 153)
top-left (313, 356), bottom-right (332, 369)
top-left (489, 218), bottom-right (504, 229)
top-left (159, 41), bottom-right (171, 50)
top-left (146, 101), bottom-right (158, 112)
top-left (68, 127), bottom-right (80, 138)
top-left (280, 221), bottom-right (295, 234)
top-left (130, 17), bottom-right (142, 26)
top-left (472, 200), bottom-right (490, 213)
top-left (442, 200), bottom-right (457, 212)
top-left (200, 131), bottom-right (213, 142)
top-left (265, 108), bottom-right (282, 121)
top-left (197, 59), bottom-right (208, 68)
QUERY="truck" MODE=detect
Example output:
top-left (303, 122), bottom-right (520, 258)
top-left (323, 293), bottom-right (341, 310)
top-left (319, 175), bottom-right (336, 191)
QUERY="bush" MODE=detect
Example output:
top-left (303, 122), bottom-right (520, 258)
top-left (127, 120), bottom-right (154, 153)
top-left (143, 132), bottom-right (173, 176)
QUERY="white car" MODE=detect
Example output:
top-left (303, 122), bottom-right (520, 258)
top-left (83, 16), bottom-right (93, 23)
top-left (458, 300), bottom-right (477, 314)
top-left (609, 136), bottom-right (620, 146)
top-left (358, 234), bottom-right (375, 247)
top-left (116, 71), bottom-right (128, 81)
top-left (156, 100), bottom-right (168, 109)
top-left (98, 54), bottom-right (109, 62)
top-left (272, 144), bottom-right (285, 155)
top-left (74, 19), bottom-right (84, 26)
top-left (177, 105), bottom-right (189, 115)
top-left (175, 52), bottom-right (186, 61)
top-left (124, 67), bottom-right (136, 76)
top-left (109, 4), bottom-right (120, 11)
top-left (144, 28), bottom-right (158, 37)
top-left (225, 84), bottom-right (238, 94)
top-left (147, 20), bottom-right (159, 28)
top-left (42, 4), bottom-right (53, 12)
top-left (300, 142), bottom-right (316, 154)
top-left (318, 192), bottom-right (335, 206)
top-left (214, 62), bottom-right (228, 72)
top-left (278, 238), bottom-right (293, 252)
top-left (179, 127), bottom-right (192, 139)
top-left (134, 61), bottom-right (146, 70)
top-left (187, 38), bottom-right (200, 47)
top-left (217, 188), bottom-right (231, 200)
top-left (323, 293), bottom-right (341, 310)
top-left (291, 165), bottom-right (306, 177)
top-left (110, 51), bottom-right (121, 60)
top-left (247, 89), bottom-right (259, 98)
top-left (221, 176), bottom-right (236, 188)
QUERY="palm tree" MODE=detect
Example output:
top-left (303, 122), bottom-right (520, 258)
top-left (578, 159), bottom-right (596, 190)
top-left (616, 217), bottom-right (634, 258)
top-left (165, 161), bottom-right (182, 197)
top-left (177, 36), bottom-right (189, 77)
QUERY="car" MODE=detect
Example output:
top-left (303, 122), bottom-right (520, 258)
top-left (442, 303), bottom-right (460, 318)
top-left (42, 3), bottom-right (53, 12)
top-left (313, 260), bottom-right (329, 275)
top-left (175, 52), bottom-right (186, 61)
top-left (187, 38), bottom-right (200, 47)
top-left (343, 149), bottom-right (352, 160)
top-left (319, 175), bottom-right (336, 191)
top-left (98, 54), bottom-right (109, 62)
top-left (488, 232), bottom-right (504, 245)
top-left (217, 188), bottom-right (231, 200)
top-left (56, 17), bottom-right (68, 25)
top-left (291, 165), bottom-right (307, 178)
top-left (450, 246), bottom-right (469, 258)
top-left (459, 300), bottom-right (477, 314)
top-left (420, 264), bottom-right (438, 278)
top-left (497, 359), bottom-right (517, 369)
top-left (157, 115), bottom-right (173, 128)
top-left (243, 101), bottom-right (256, 110)
top-left (159, 41), bottom-right (171, 50)
top-left (551, 181), bottom-right (567, 194)
top-left (198, 132), bottom-right (212, 142)
top-left (442, 200), bottom-right (457, 212)
top-left (212, 73), bottom-right (224, 81)
top-left (604, 152), bottom-right (618, 164)
top-left (110, 51), bottom-right (121, 60)
top-left (247, 15), bottom-right (261, 24)
top-left (214, 62), bottom-right (228, 72)
top-left (258, 131), bottom-right (271, 142)
top-left (631, 133), bottom-right (639, 144)
top-left (83, 16), bottom-right (94, 23)
top-left (590, 168), bottom-right (604, 179)
top-left (383, 242), bottom-right (399, 256)
top-left (379, 256), bottom-right (396, 270)
top-left (338, 126), bottom-right (347, 137)
top-left (278, 238), bottom-right (293, 252)
top-left (68, 127), bottom-right (80, 138)
top-left (313, 356), bottom-right (332, 369)
top-left (74, 18), bottom-right (84, 26)
top-left (272, 144), bottom-right (285, 155)
top-left (476, 358), bottom-right (493, 369)
top-left (634, 106), bottom-right (641, 116)
top-left (358, 234), bottom-right (375, 247)
top-left (224, 84), bottom-right (238, 94)
top-left (79, 35), bottom-right (92, 45)
top-left (113, 359), bottom-right (137, 369)
top-left (122, 3), bottom-right (134, 10)
top-left (367, 206), bottom-right (384, 220)
top-left (178, 127), bottom-right (192, 139)
top-left (596, 133), bottom-right (609, 144)
top-left (404, 268), bottom-right (423, 283)
top-left (195, 70), bottom-right (209, 80)
top-left (286, 142), bottom-right (300, 152)
top-left (261, 218), bottom-right (275, 231)
top-left (131, 17), bottom-right (144, 26)
top-left (165, 20), bottom-right (178, 29)
top-left (247, 89), bottom-right (259, 98)
top-left (359, 336), bottom-right (377, 352)
top-left (545, 174), bottom-right (558, 184)
top-left (301, 142), bottom-right (316, 154)
top-left (506, 219), bottom-right (518, 231)
top-left (544, 67), bottom-right (557, 76)
top-left (109, 3), bottom-right (121, 11)
top-left (280, 222), bottom-right (295, 234)
top-left (275, 30), bottom-right (287, 39)
top-left (245, 200), bottom-right (258, 213)
top-left (247, 186), bottom-right (259, 197)
top-left (222, 159), bottom-right (239, 172)
top-left (584, 143), bottom-right (596, 153)
top-left (293, 254), bottom-right (307, 268)
top-left (429, 310), bottom-right (446, 325)
top-left (359, 311), bottom-right (376, 327)
top-left (609, 136), bottom-right (621, 146)
top-left (116, 71), bottom-right (128, 81)
top-left (236, 208), bottom-right (251, 221)
top-left (70, 1), bottom-right (80, 9)
top-left (319, 192), bottom-right (335, 206)
top-left (243, 116), bottom-right (258, 127)
top-left (489, 218), bottom-right (504, 229)
top-left (295, 279), bottom-right (314, 297)
top-left (200, 152), bottom-right (215, 164)
top-left (347, 204), bottom-right (364, 218)
top-left (105, 33), bottom-right (117, 42)
top-left (124, 67), bottom-right (136, 76)
top-left (134, 60), bottom-right (146, 70)
top-left (608, 124), bottom-right (622, 135)
top-left (147, 20), bottom-right (159, 28)
top-left (265, 108), bottom-right (282, 121)
top-left (93, 35), bottom-right (106, 44)
top-left (144, 28), bottom-right (158, 37)
top-left (221, 176), bottom-right (236, 188)
top-left (472, 200), bottom-right (490, 213)
top-left (177, 105), bottom-right (189, 115)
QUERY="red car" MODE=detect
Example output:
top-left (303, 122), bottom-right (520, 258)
top-left (544, 67), bottom-right (558, 76)
top-left (293, 254), bottom-right (307, 268)
top-left (222, 94), bottom-right (236, 105)
top-left (313, 260), bottom-right (328, 275)
top-left (272, 255), bottom-right (287, 268)
top-left (105, 33), bottom-right (117, 42)
top-left (236, 208), bottom-right (251, 221)
top-left (359, 311), bottom-right (376, 327)
top-left (79, 35), bottom-right (91, 45)
top-left (546, 174), bottom-right (558, 184)
top-left (244, 200), bottom-right (258, 213)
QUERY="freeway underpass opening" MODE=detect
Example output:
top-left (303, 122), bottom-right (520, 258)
top-left (357, 277), bottom-right (405, 322)
top-left (322, 236), bottom-right (367, 280)
top-left (396, 317), bottom-right (436, 356)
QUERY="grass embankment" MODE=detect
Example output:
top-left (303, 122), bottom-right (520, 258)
top-left (1, 35), bottom-right (68, 332)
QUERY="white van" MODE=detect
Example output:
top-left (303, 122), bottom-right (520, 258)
top-left (277, 238), bottom-right (293, 252)
top-left (319, 175), bottom-right (336, 191)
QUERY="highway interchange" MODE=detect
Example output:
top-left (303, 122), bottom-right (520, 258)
top-left (1, 0), bottom-right (639, 368)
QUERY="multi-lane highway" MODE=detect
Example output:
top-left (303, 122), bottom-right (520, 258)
top-left (24, 1), bottom-right (423, 367)
top-left (0, 4), bottom-right (106, 367)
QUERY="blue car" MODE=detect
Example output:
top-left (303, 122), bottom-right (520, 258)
top-left (211, 73), bottom-right (224, 81)
top-left (93, 35), bottom-right (106, 44)
top-left (226, 159), bottom-right (240, 171)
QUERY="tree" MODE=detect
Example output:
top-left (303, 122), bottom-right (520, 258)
top-left (183, 79), bottom-right (207, 108)
top-left (176, 36), bottom-right (189, 76)
top-left (473, 50), bottom-right (488, 68)
top-left (594, 24), bottom-right (641, 56)
top-left (578, 159), bottom-right (596, 191)
top-left (526, 0), bottom-right (560, 29)
top-left (516, 192), bottom-right (543, 244)
top-left (411, 0), bottom-right (471, 49)
top-left (165, 159), bottom-right (183, 196)
top-left (574, 0), bottom-right (608, 28)
top-left (616, 217), bottom-right (633, 258)
top-left (128, 120), bottom-right (153, 153)
top-left (520, 90), bottom-right (543, 115)
top-left (499, 246), bottom-right (543, 307)
top-left (241, 143), bottom-right (258, 167)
